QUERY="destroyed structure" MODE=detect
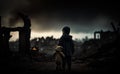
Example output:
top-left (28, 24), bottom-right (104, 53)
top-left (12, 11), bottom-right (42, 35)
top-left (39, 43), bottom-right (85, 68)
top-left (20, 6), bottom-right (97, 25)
top-left (0, 13), bottom-right (31, 57)
top-left (80, 22), bottom-right (120, 71)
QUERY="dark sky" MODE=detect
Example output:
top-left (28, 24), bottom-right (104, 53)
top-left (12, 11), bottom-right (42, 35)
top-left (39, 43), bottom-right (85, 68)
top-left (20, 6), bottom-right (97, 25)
top-left (0, 0), bottom-right (120, 34)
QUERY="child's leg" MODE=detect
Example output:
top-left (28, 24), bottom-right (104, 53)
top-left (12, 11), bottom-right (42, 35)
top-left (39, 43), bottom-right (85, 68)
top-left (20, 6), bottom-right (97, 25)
top-left (66, 56), bottom-right (72, 71)
top-left (56, 64), bottom-right (58, 71)
top-left (62, 57), bottom-right (66, 71)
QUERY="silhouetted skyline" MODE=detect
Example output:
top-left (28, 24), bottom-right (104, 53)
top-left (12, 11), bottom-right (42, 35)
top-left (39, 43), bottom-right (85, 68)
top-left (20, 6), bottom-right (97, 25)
top-left (1, 0), bottom-right (120, 40)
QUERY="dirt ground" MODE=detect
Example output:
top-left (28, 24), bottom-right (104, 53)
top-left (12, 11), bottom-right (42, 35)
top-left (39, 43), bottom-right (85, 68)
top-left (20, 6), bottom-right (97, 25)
top-left (1, 60), bottom-right (91, 73)
top-left (10, 62), bottom-right (87, 72)
top-left (1, 57), bottom-right (118, 73)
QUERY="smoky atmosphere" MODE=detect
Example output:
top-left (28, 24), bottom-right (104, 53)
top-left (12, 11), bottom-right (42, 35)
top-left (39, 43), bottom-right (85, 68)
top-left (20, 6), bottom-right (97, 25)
top-left (0, 0), bottom-right (120, 73)
top-left (1, 0), bottom-right (120, 41)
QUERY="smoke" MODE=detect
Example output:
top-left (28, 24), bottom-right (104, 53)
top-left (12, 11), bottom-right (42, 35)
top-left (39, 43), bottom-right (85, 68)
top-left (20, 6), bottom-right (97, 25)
top-left (0, 0), bottom-right (120, 33)
top-left (0, 0), bottom-right (30, 26)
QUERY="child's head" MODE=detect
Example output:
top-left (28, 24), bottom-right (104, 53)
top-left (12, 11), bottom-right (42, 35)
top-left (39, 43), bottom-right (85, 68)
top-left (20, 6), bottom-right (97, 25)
top-left (55, 46), bottom-right (63, 52)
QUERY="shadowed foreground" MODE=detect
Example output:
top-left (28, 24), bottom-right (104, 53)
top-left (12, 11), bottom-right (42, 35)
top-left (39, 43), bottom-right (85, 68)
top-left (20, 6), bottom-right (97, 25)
top-left (1, 56), bottom-right (119, 74)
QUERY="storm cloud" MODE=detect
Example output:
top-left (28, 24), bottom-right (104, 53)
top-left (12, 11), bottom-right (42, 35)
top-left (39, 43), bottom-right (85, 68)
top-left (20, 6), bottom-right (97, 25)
top-left (0, 0), bottom-right (120, 33)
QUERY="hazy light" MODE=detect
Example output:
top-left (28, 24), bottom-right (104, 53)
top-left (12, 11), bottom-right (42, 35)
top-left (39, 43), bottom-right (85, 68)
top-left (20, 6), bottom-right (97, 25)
top-left (72, 32), bottom-right (93, 40)
top-left (9, 31), bottom-right (94, 41)
top-left (9, 32), bottom-right (19, 41)
top-left (30, 31), bottom-right (62, 39)
top-left (31, 31), bottom-right (94, 40)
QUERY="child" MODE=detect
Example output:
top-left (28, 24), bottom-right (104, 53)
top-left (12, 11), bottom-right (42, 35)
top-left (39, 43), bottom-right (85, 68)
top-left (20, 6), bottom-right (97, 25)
top-left (53, 46), bottom-right (65, 71)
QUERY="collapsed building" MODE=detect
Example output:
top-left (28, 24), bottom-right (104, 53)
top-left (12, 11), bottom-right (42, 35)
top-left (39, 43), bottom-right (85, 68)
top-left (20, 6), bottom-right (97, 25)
top-left (0, 13), bottom-right (31, 57)
top-left (80, 22), bottom-right (120, 71)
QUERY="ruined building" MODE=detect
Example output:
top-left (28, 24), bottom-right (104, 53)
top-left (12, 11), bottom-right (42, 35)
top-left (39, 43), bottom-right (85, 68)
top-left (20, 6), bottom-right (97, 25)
top-left (0, 13), bottom-right (31, 57)
top-left (80, 22), bottom-right (120, 71)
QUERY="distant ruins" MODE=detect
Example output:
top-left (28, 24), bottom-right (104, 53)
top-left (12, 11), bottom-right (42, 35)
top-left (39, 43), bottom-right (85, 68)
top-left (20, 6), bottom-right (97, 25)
top-left (80, 22), bottom-right (120, 69)
top-left (0, 13), bottom-right (31, 57)
top-left (94, 22), bottom-right (119, 41)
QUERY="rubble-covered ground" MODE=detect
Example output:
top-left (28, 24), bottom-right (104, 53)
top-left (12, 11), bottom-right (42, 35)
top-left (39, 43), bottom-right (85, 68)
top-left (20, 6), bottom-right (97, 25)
top-left (1, 55), bottom-right (119, 74)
